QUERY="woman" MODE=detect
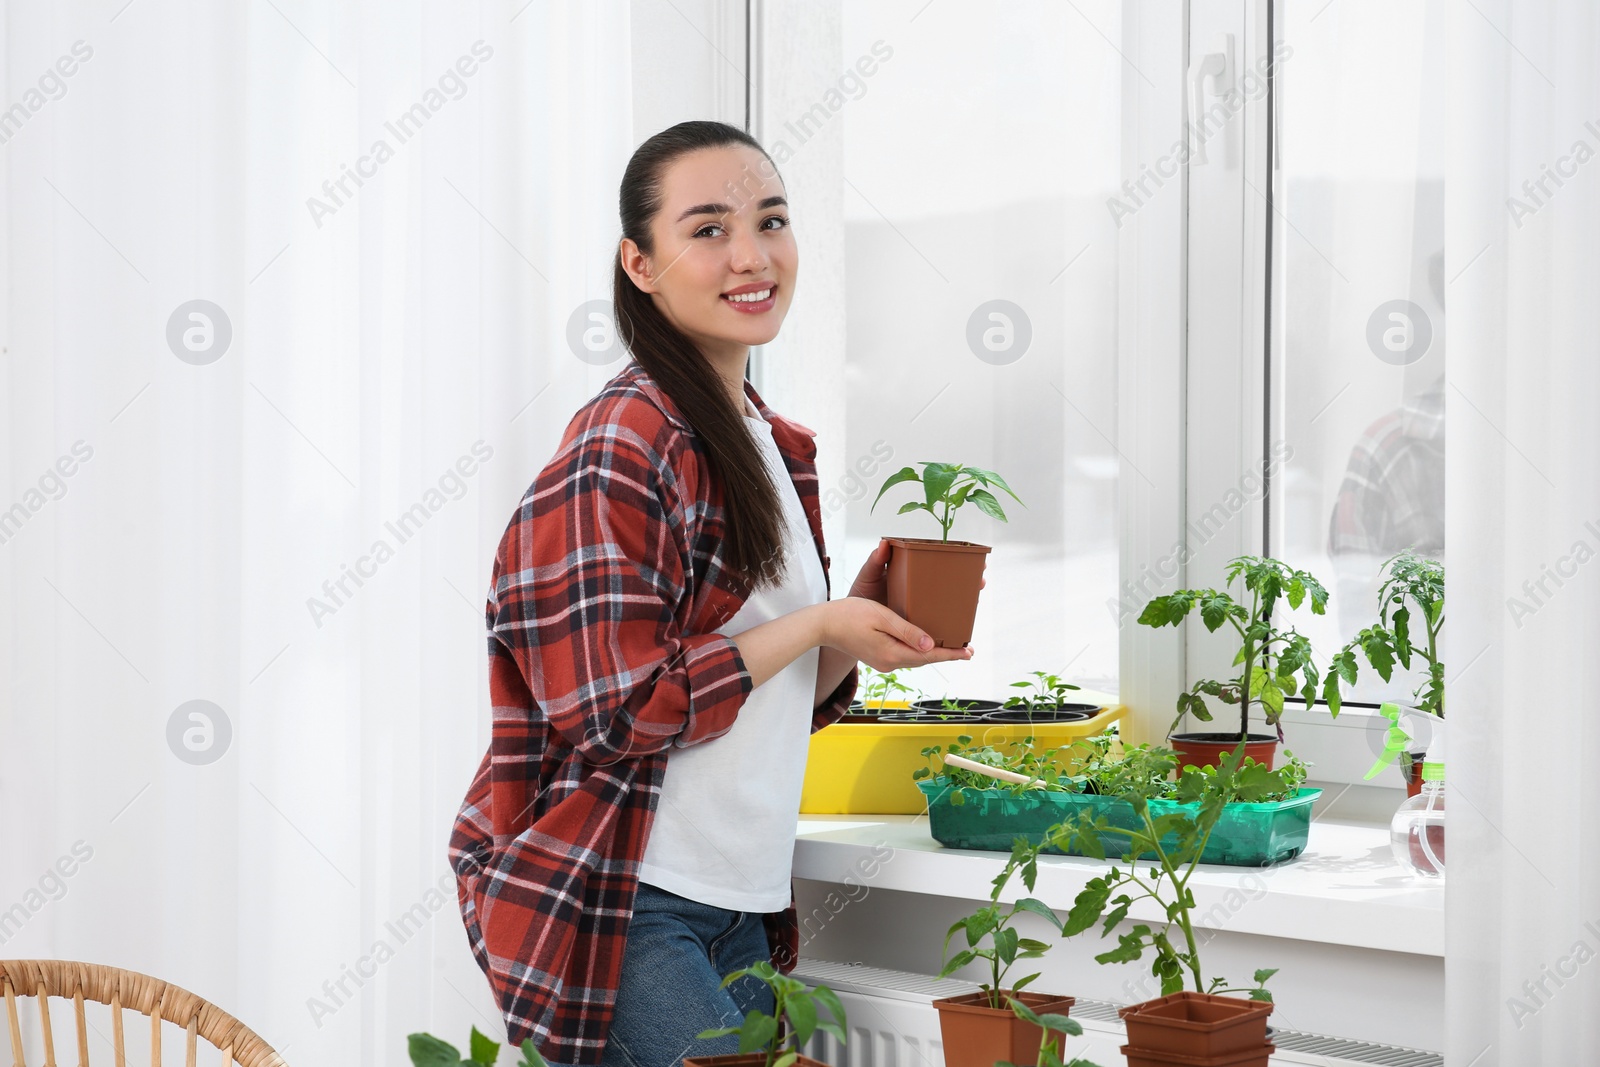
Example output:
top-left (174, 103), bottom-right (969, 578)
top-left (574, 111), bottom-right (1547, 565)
top-left (449, 120), bottom-right (976, 1067)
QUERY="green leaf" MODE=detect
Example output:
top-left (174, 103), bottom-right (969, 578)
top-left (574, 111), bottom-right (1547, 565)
top-left (517, 1038), bottom-right (550, 1067)
top-left (1011, 897), bottom-right (1065, 932)
top-left (785, 991), bottom-right (819, 1045)
top-left (1254, 967), bottom-right (1279, 984)
top-left (1137, 593), bottom-right (1193, 628)
top-left (810, 985), bottom-right (848, 1033)
top-left (1063, 878), bottom-right (1113, 936)
top-left (871, 466), bottom-right (921, 512)
top-left (1249, 989), bottom-right (1274, 1002)
top-left (968, 488), bottom-right (1009, 523)
top-left (965, 466), bottom-right (1024, 503)
top-left (408, 1035), bottom-right (462, 1067)
top-left (738, 1012), bottom-right (778, 1054)
top-left (469, 1027), bottom-right (500, 1066)
top-left (896, 500), bottom-right (928, 516)
top-left (922, 463), bottom-right (960, 509)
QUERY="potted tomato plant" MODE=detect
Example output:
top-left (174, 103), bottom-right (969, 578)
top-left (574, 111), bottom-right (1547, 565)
top-left (1137, 556), bottom-right (1328, 770)
top-left (691, 961), bottom-right (847, 1067)
top-left (998, 995), bottom-right (1103, 1067)
top-left (931, 836), bottom-right (1076, 1067)
top-left (1321, 551), bottom-right (1445, 797)
top-left (870, 461), bottom-right (1023, 647)
top-left (1048, 745), bottom-right (1279, 1065)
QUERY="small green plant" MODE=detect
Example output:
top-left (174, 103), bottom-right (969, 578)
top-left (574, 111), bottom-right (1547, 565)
top-left (1002, 670), bottom-right (1084, 711)
top-left (857, 666), bottom-right (920, 710)
top-left (1137, 555), bottom-right (1329, 741)
top-left (999, 996), bottom-right (1104, 1067)
top-left (696, 960), bottom-right (848, 1067)
top-left (936, 837), bottom-right (1065, 1008)
top-left (1048, 746), bottom-right (1284, 1000)
top-left (408, 1027), bottom-right (548, 1067)
top-left (871, 462), bottom-right (1024, 542)
top-left (1322, 551), bottom-right (1445, 720)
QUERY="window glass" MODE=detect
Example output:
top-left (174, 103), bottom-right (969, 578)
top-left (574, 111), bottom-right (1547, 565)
top-left (841, 1), bottom-right (1124, 698)
top-left (1274, 0), bottom-right (1447, 704)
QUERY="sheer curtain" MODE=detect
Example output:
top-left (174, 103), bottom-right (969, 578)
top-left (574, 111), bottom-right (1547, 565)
top-left (1447, 1), bottom-right (1600, 1062)
top-left (0, 2), bottom-right (642, 1063)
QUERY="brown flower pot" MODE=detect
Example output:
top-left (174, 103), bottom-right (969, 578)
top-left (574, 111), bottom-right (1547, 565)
top-left (1118, 992), bottom-right (1273, 1058)
top-left (931, 989), bottom-right (1076, 1067)
top-left (1119, 1041), bottom-right (1276, 1066)
top-left (1166, 733), bottom-right (1279, 771)
top-left (684, 1055), bottom-right (833, 1067)
top-left (1400, 750), bottom-right (1428, 798)
top-left (884, 537), bottom-right (991, 647)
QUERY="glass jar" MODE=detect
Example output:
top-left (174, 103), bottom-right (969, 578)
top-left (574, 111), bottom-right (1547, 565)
top-left (1391, 776), bottom-right (1445, 879)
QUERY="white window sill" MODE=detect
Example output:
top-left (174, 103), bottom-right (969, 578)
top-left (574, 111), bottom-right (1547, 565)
top-left (793, 811), bottom-right (1443, 958)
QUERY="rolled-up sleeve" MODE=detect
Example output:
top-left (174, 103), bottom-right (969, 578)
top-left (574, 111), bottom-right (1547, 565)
top-left (490, 422), bottom-right (752, 765)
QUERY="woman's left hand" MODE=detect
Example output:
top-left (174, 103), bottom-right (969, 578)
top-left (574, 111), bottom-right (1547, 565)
top-left (847, 538), bottom-right (985, 606)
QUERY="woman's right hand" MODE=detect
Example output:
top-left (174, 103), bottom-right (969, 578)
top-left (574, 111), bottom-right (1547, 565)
top-left (814, 596), bottom-right (975, 671)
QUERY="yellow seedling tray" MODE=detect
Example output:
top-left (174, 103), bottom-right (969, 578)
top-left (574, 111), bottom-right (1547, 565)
top-left (801, 697), bottom-right (1125, 815)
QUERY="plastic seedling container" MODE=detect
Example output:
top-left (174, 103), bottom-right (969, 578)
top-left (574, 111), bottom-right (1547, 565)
top-left (914, 777), bottom-right (1321, 867)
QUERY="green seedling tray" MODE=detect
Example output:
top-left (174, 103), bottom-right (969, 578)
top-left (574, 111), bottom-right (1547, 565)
top-left (915, 778), bottom-right (1321, 867)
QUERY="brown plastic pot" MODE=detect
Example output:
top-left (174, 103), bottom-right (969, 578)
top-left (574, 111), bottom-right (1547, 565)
top-left (1166, 733), bottom-right (1279, 771)
top-left (1118, 992), bottom-right (1273, 1058)
top-left (1119, 1041), bottom-right (1276, 1067)
top-left (684, 1055), bottom-right (832, 1067)
top-left (884, 537), bottom-right (991, 647)
top-left (931, 989), bottom-right (1076, 1067)
top-left (1400, 750), bottom-right (1429, 798)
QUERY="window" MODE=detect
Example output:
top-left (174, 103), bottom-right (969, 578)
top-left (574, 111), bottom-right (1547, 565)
top-left (1271, 0), bottom-right (1447, 709)
top-left (836, 0), bottom-right (1126, 698)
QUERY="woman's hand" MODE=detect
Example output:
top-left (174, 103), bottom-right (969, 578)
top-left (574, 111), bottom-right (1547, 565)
top-left (814, 596), bottom-right (974, 672)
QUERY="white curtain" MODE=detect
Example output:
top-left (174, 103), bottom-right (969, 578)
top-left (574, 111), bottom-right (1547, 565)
top-left (1447, 1), bottom-right (1600, 1063)
top-left (0, 2), bottom-right (641, 1063)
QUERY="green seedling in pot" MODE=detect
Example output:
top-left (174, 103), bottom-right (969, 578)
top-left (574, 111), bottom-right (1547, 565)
top-left (696, 961), bottom-right (847, 1067)
top-left (1002, 670), bottom-right (1083, 711)
top-left (871, 462), bottom-right (1024, 542)
top-left (408, 1026), bottom-right (549, 1067)
top-left (856, 666), bottom-right (920, 710)
top-left (1048, 745), bottom-right (1286, 1000)
top-left (1322, 551), bottom-right (1445, 724)
top-left (915, 736), bottom-right (1081, 798)
top-left (937, 836), bottom-right (1065, 1008)
top-left (998, 996), bottom-right (1104, 1067)
top-left (1138, 555), bottom-right (1328, 741)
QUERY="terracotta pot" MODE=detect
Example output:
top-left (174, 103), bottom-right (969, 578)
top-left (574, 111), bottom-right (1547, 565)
top-left (931, 989), bottom-right (1076, 1067)
top-left (683, 1054), bottom-right (832, 1067)
top-left (1120, 1041), bottom-right (1276, 1067)
top-left (884, 537), bottom-right (991, 647)
top-left (1166, 733), bottom-right (1278, 772)
top-left (1118, 992), bottom-right (1273, 1058)
top-left (1400, 750), bottom-right (1429, 799)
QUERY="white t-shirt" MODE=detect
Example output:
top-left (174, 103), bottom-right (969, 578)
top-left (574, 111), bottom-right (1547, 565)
top-left (636, 398), bottom-right (829, 912)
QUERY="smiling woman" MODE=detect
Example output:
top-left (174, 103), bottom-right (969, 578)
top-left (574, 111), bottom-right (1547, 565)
top-left (450, 120), bottom-right (976, 1067)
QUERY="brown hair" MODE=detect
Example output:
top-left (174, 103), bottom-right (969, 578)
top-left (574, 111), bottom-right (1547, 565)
top-left (612, 120), bottom-right (787, 590)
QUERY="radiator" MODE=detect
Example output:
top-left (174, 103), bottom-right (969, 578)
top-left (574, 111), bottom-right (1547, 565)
top-left (790, 960), bottom-right (1443, 1067)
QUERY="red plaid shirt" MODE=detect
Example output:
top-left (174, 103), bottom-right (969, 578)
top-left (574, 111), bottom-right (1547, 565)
top-left (449, 359), bottom-right (858, 1064)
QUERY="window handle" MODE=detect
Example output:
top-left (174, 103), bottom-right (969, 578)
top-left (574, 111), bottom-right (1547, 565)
top-left (1188, 33), bottom-right (1235, 166)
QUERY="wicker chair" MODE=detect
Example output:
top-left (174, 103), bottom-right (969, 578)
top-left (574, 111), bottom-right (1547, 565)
top-left (1, 960), bottom-right (287, 1066)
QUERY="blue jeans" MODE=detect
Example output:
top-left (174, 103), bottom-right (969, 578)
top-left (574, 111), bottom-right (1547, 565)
top-left (599, 881), bottom-right (778, 1067)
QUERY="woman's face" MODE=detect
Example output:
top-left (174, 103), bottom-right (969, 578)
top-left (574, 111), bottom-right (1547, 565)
top-left (620, 144), bottom-right (797, 361)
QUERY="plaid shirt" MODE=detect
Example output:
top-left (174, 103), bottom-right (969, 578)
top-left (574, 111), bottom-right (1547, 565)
top-left (449, 359), bottom-right (858, 1064)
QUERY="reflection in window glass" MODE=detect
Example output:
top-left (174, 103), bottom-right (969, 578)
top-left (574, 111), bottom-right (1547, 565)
top-left (841, 1), bottom-right (1123, 698)
top-left (1275, 0), bottom-right (1446, 703)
